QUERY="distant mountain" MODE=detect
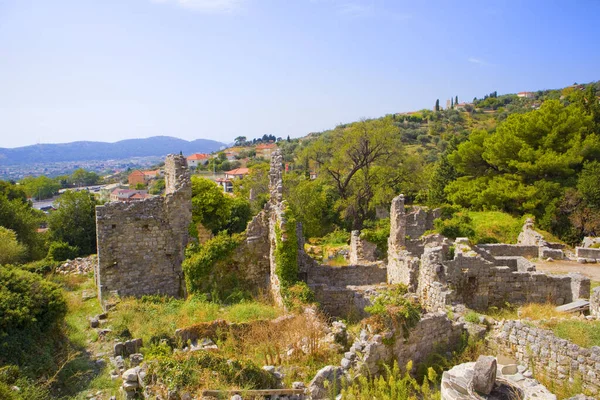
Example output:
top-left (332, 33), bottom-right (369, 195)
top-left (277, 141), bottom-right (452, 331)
top-left (0, 136), bottom-right (226, 165)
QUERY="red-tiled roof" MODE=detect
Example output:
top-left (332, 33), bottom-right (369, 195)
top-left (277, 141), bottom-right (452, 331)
top-left (129, 170), bottom-right (145, 176)
top-left (225, 168), bottom-right (250, 175)
top-left (256, 143), bottom-right (277, 150)
top-left (187, 153), bottom-right (210, 160)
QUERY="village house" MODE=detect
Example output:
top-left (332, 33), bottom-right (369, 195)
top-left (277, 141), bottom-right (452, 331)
top-left (127, 170), bottom-right (146, 186)
top-left (128, 169), bottom-right (161, 186)
top-left (186, 153), bottom-right (210, 168)
top-left (215, 167), bottom-right (250, 193)
top-left (517, 91), bottom-right (535, 98)
top-left (256, 143), bottom-right (277, 159)
top-left (110, 189), bottom-right (150, 202)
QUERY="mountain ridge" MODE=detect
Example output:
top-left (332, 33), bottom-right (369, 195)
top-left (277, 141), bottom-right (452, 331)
top-left (0, 136), bottom-right (226, 165)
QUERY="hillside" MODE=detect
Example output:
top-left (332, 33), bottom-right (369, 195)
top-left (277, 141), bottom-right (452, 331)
top-left (0, 136), bottom-right (225, 166)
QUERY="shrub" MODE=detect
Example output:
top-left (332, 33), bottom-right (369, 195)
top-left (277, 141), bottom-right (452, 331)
top-left (361, 218), bottom-right (390, 257)
top-left (464, 311), bottom-right (480, 323)
top-left (0, 267), bottom-right (67, 373)
top-left (0, 227), bottom-right (26, 265)
top-left (47, 241), bottom-right (80, 261)
top-left (182, 233), bottom-right (243, 295)
top-left (148, 352), bottom-right (277, 392)
top-left (434, 213), bottom-right (475, 239)
top-left (365, 285), bottom-right (422, 337)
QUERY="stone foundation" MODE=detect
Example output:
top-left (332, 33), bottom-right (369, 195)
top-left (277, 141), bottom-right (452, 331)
top-left (491, 320), bottom-right (600, 396)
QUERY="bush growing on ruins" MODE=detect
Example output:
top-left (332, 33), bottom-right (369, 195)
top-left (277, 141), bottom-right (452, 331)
top-left (47, 241), bottom-right (79, 261)
top-left (364, 285), bottom-right (422, 337)
top-left (182, 232), bottom-right (243, 295)
top-left (361, 218), bottom-right (390, 257)
top-left (274, 211), bottom-right (299, 287)
top-left (147, 351), bottom-right (277, 392)
top-left (341, 361), bottom-right (439, 399)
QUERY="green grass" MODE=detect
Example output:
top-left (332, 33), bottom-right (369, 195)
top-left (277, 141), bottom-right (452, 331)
top-left (109, 295), bottom-right (282, 345)
top-left (544, 320), bottom-right (600, 348)
top-left (468, 211), bottom-right (523, 244)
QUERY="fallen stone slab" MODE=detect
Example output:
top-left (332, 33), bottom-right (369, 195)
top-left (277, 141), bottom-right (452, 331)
top-left (556, 299), bottom-right (589, 314)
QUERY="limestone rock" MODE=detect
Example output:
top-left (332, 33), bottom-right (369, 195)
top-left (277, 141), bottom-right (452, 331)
top-left (472, 355), bottom-right (497, 395)
top-left (308, 366), bottom-right (347, 400)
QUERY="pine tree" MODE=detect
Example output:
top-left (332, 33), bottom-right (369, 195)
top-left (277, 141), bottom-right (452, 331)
top-left (435, 99), bottom-right (440, 112)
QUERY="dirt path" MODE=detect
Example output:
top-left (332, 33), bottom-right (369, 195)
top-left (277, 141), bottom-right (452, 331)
top-left (535, 259), bottom-right (600, 283)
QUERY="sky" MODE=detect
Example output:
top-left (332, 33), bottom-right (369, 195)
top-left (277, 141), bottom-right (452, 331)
top-left (0, 0), bottom-right (599, 148)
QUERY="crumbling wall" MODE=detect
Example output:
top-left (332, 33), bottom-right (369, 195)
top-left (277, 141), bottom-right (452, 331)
top-left (517, 218), bottom-right (564, 259)
top-left (95, 155), bottom-right (192, 302)
top-left (590, 287), bottom-right (600, 317)
top-left (339, 312), bottom-right (464, 376)
top-left (307, 264), bottom-right (387, 287)
top-left (349, 230), bottom-right (378, 264)
top-left (492, 321), bottom-right (600, 396)
top-left (576, 247), bottom-right (600, 261)
top-left (477, 244), bottom-right (539, 258)
top-left (310, 285), bottom-right (382, 320)
top-left (417, 241), bottom-right (589, 312)
top-left (582, 237), bottom-right (600, 248)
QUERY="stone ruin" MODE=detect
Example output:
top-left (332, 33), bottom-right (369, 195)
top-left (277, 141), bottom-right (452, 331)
top-left (95, 154), bottom-right (192, 304)
top-left (94, 151), bottom-right (599, 398)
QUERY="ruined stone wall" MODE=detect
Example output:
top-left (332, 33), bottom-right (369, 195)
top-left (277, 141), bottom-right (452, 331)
top-left (342, 312), bottom-right (464, 376)
top-left (492, 320), bottom-right (600, 396)
top-left (95, 155), bottom-right (191, 302)
top-left (310, 285), bottom-right (381, 319)
top-left (576, 247), bottom-right (600, 261)
top-left (418, 244), bottom-right (589, 312)
top-left (349, 230), bottom-right (378, 264)
top-left (582, 237), bottom-right (600, 248)
top-left (590, 287), bottom-right (600, 317)
top-left (405, 206), bottom-right (441, 239)
top-left (477, 244), bottom-right (539, 258)
top-left (307, 264), bottom-right (387, 287)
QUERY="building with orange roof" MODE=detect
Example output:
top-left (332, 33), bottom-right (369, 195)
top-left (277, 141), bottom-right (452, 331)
top-left (128, 170), bottom-right (146, 186)
top-left (187, 153), bottom-right (211, 168)
top-left (255, 143), bottom-right (277, 159)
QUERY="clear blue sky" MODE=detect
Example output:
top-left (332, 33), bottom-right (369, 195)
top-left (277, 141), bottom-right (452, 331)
top-left (1, 0), bottom-right (598, 148)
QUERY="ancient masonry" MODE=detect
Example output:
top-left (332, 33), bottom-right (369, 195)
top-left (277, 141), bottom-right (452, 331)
top-left (95, 154), bottom-right (192, 303)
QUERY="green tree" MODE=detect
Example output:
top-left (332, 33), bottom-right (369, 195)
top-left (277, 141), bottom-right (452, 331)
top-left (0, 193), bottom-right (45, 260)
top-left (455, 95), bottom-right (459, 105)
top-left (20, 175), bottom-right (61, 200)
top-left (48, 191), bottom-right (98, 256)
top-left (233, 163), bottom-right (270, 213)
top-left (149, 178), bottom-right (165, 195)
top-left (578, 161), bottom-right (600, 208)
top-left (435, 99), bottom-right (440, 112)
top-left (234, 136), bottom-right (247, 146)
top-left (0, 227), bottom-right (26, 265)
top-left (428, 153), bottom-right (457, 205)
top-left (284, 175), bottom-right (338, 238)
top-left (69, 168), bottom-right (100, 187)
top-left (303, 117), bottom-right (403, 229)
top-left (191, 177), bottom-right (232, 235)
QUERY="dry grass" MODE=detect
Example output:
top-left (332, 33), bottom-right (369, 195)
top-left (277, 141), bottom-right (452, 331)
top-left (481, 303), bottom-right (568, 322)
top-left (217, 312), bottom-right (343, 386)
top-left (519, 303), bottom-right (568, 320)
top-left (109, 295), bottom-right (281, 345)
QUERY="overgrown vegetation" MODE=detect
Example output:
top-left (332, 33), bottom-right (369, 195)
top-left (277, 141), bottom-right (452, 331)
top-left (364, 285), bottom-right (422, 336)
top-left (182, 232), bottom-right (245, 301)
